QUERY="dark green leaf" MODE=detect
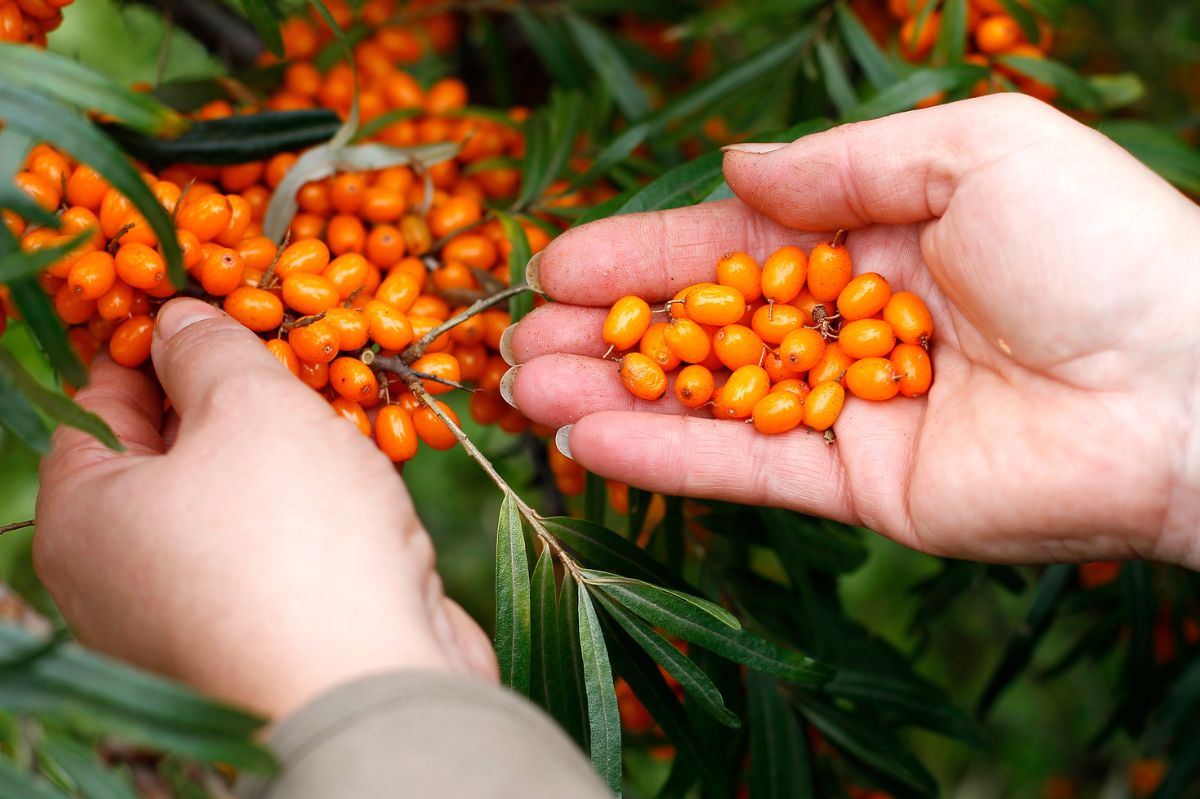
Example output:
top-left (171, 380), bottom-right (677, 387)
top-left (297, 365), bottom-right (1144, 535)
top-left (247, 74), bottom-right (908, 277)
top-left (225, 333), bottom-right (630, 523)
top-left (592, 591), bottom-right (739, 728)
top-left (826, 668), bottom-right (985, 746)
top-left (0, 231), bottom-right (92, 284)
top-left (977, 564), bottom-right (1074, 715)
top-left (0, 129), bottom-right (58, 229)
top-left (531, 548), bottom-right (567, 727)
top-left (577, 584), bottom-right (622, 794)
top-left (0, 44), bottom-right (185, 136)
top-left (1120, 560), bottom-right (1154, 731)
top-left (1100, 120), bottom-right (1200, 195)
top-left (759, 508), bottom-right (868, 574)
top-left (584, 570), bottom-right (741, 630)
top-left (559, 571), bottom-right (590, 750)
top-left (243, 0), bottom-right (285, 58)
top-left (542, 516), bottom-right (690, 592)
top-left (835, 1), bottom-right (897, 89)
top-left (585, 571), bottom-right (833, 685)
top-left (1146, 656), bottom-right (1200, 753)
top-left (38, 736), bottom-right (138, 799)
top-left (514, 10), bottom-right (588, 89)
top-left (815, 39), bottom-right (858, 117)
top-left (997, 0), bottom-right (1042, 43)
top-left (573, 188), bottom-right (637, 228)
top-left (584, 473), bottom-right (607, 526)
top-left (6, 278), bottom-right (87, 388)
top-left (611, 151), bottom-right (725, 216)
top-left (995, 56), bottom-right (1102, 111)
top-left (563, 11), bottom-right (650, 121)
top-left (934, 0), bottom-right (968, 64)
top-left (1154, 728), bottom-right (1200, 799)
top-left (0, 360), bottom-right (49, 453)
top-left (494, 494), bottom-right (532, 695)
top-left (0, 758), bottom-right (69, 799)
top-left (494, 211), bottom-right (534, 322)
top-left (517, 91), bottom-right (585, 210)
top-left (152, 65), bottom-right (286, 113)
top-left (1088, 73), bottom-right (1146, 112)
top-left (847, 65), bottom-right (986, 121)
top-left (748, 672), bottom-right (814, 798)
top-left (0, 85), bottom-right (184, 286)
top-left (0, 350), bottom-right (121, 451)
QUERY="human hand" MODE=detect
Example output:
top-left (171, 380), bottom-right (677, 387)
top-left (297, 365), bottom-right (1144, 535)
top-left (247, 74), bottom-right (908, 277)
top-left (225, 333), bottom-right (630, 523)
top-left (505, 94), bottom-right (1200, 569)
top-left (34, 299), bottom-right (498, 720)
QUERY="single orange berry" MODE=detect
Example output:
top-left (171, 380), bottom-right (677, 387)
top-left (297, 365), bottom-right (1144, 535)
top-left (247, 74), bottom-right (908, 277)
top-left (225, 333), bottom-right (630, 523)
top-left (413, 401), bottom-right (460, 450)
top-left (375, 271), bottom-right (422, 312)
top-left (619, 352), bottom-right (668, 401)
top-left (976, 14), bottom-right (1022, 54)
top-left (752, 391), bottom-right (805, 435)
top-left (288, 318), bottom-right (340, 364)
top-left (224, 286), bottom-right (284, 332)
top-left (640, 321), bottom-right (681, 371)
top-left (683, 284), bottom-right (746, 327)
top-left (365, 224), bottom-right (406, 267)
top-left (779, 327), bottom-right (826, 372)
top-left (663, 318), bottom-right (711, 363)
top-left (376, 404), bottom-right (419, 462)
top-left (109, 314), bottom-right (154, 367)
top-left (763, 349), bottom-right (804, 383)
top-left (761, 245), bottom-right (808, 305)
top-left (276, 239), bottom-right (331, 278)
top-left (324, 306), bottom-right (370, 351)
top-left (716, 251), bottom-right (762, 302)
top-left (469, 390), bottom-right (507, 425)
top-left (409, 316), bottom-right (451, 353)
top-left (327, 214), bottom-right (367, 256)
top-left (235, 236), bottom-right (278, 271)
top-left (176, 194), bottom-right (232, 242)
top-left (455, 343), bottom-right (488, 381)
top-left (410, 352), bottom-right (461, 395)
top-left (67, 251), bottom-right (116, 301)
top-left (837, 272), bottom-right (892, 321)
top-left (364, 300), bottom-right (414, 349)
top-left (54, 283), bottom-right (95, 325)
top-left (323, 253), bottom-right (370, 300)
top-left (714, 364), bottom-right (771, 419)
top-left (214, 194), bottom-right (252, 247)
top-left (266, 338), bottom-right (301, 376)
top-left (883, 291), bottom-right (933, 347)
top-left (773, 378), bottom-right (811, 401)
top-left (330, 356), bottom-right (380, 403)
top-left (890, 343), bottom-right (932, 398)
top-left (803, 381), bottom-right (845, 431)
top-left (65, 165), bottom-right (108, 210)
top-left (330, 172), bottom-right (367, 214)
top-left (808, 342), bottom-right (853, 386)
top-left (299, 359), bottom-right (330, 390)
top-left (603, 295), bottom-right (653, 351)
top-left (807, 238), bottom-right (853, 302)
top-left (96, 280), bottom-right (135, 321)
top-left (845, 357), bottom-right (900, 401)
top-left (750, 303), bottom-right (804, 345)
top-left (712, 324), bottom-right (766, 370)
top-left (114, 243), bottom-right (166, 291)
top-left (199, 248), bottom-right (246, 297)
top-left (838, 318), bottom-right (897, 359)
top-left (674, 364), bottom-right (715, 409)
top-left (282, 272), bottom-right (340, 315)
top-left (331, 397), bottom-right (372, 436)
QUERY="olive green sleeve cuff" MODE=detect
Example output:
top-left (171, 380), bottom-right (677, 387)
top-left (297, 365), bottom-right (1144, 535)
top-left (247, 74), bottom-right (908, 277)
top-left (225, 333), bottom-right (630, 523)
top-left (237, 670), bottom-right (610, 799)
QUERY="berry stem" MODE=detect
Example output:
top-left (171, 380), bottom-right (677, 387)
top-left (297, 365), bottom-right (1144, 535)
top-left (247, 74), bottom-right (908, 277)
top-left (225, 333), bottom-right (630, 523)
top-left (0, 520), bottom-right (34, 535)
top-left (368, 353), bottom-right (474, 392)
top-left (832, 229), bottom-right (847, 247)
top-left (400, 281), bottom-right (530, 362)
top-left (407, 380), bottom-right (584, 580)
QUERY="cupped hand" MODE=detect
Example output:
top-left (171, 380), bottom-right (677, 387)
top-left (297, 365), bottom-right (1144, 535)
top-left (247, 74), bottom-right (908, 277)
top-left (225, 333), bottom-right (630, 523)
top-left (506, 94), bottom-right (1200, 569)
top-left (35, 299), bottom-right (497, 720)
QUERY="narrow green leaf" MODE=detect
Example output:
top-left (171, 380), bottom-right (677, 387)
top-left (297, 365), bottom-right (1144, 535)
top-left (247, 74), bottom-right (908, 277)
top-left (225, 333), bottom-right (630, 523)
top-left (826, 668), bottom-right (986, 746)
top-left (815, 39), bottom-right (858, 118)
top-left (572, 188), bottom-right (637, 228)
top-left (748, 672), bottom-right (814, 799)
top-left (934, 0), bottom-right (968, 64)
top-left (1120, 560), bottom-right (1154, 731)
top-left (38, 736), bottom-right (138, 799)
top-left (0, 758), bottom-right (69, 799)
top-left (0, 350), bottom-right (121, 451)
top-left (494, 211), bottom-right (533, 321)
top-left (997, 0), bottom-right (1042, 42)
top-left (5, 278), bottom-right (87, 388)
top-left (0, 44), bottom-right (185, 136)
top-left (517, 92), bottom-right (585, 211)
top-left (1100, 120), bottom-right (1200, 195)
top-left (0, 85), bottom-right (184, 286)
top-left (583, 473), bottom-right (607, 526)
top-left (0, 231), bottom-right (91, 287)
top-left (494, 495), bottom-right (532, 695)
top-left (577, 584), bottom-right (622, 794)
top-left (559, 571), bottom-right (589, 750)
top-left (611, 151), bottom-right (724, 216)
top-left (759, 508), bottom-right (868, 574)
top-left (626, 487), bottom-right (651, 541)
top-left (586, 571), bottom-right (833, 685)
top-left (847, 65), bottom-right (986, 121)
top-left (834, 2), bottom-right (896, 90)
top-left (593, 591), bottom-right (739, 728)
top-left (1154, 729), bottom-right (1200, 799)
top-left (0, 129), bottom-right (58, 229)
top-left (584, 570), bottom-right (741, 630)
top-left (541, 516), bottom-right (690, 592)
top-left (1146, 656), bottom-right (1200, 753)
top-left (0, 362), bottom-right (49, 453)
top-left (1088, 73), bottom-right (1146, 112)
top-left (996, 56), bottom-right (1102, 111)
top-left (531, 548), bottom-right (567, 726)
top-left (563, 11), bottom-right (651, 121)
top-left (514, 10), bottom-right (588, 89)
top-left (243, 0), bottom-right (285, 58)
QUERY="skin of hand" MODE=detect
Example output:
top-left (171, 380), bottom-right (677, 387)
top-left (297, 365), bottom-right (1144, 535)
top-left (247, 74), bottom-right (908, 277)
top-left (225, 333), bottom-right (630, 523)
top-left (34, 299), bottom-right (498, 721)
top-left (505, 94), bottom-right (1200, 570)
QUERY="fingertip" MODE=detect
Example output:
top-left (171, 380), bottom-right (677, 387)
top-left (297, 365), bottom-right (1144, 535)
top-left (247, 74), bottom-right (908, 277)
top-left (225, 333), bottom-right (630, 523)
top-left (154, 298), bottom-right (225, 343)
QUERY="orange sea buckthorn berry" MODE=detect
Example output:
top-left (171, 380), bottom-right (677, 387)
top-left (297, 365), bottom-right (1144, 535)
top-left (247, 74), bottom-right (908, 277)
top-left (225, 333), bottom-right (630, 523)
top-left (837, 272), bottom-right (892, 321)
top-left (426, 77), bottom-right (468, 114)
top-left (324, 306), bottom-right (370, 351)
top-left (330, 172), bottom-right (367, 214)
top-left (214, 195), bottom-right (252, 247)
top-left (296, 179), bottom-right (331, 215)
top-left (443, 233), bottom-right (498, 270)
top-left (282, 272), bottom-right (339, 316)
top-left (236, 236), bottom-right (278, 271)
top-left (176, 194), bottom-right (232, 242)
top-left (220, 161), bottom-right (265, 193)
top-left (449, 310), bottom-right (485, 345)
top-left (413, 401), bottom-right (460, 450)
top-left (428, 195), bottom-right (482, 239)
top-left (376, 271), bottom-right (422, 313)
top-left (716, 364), bottom-right (771, 419)
top-left (763, 349), bottom-right (803, 383)
top-left (603, 295), bottom-right (653, 351)
top-left (176, 229), bottom-right (203, 271)
top-left (376, 404), bottom-right (419, 462)
top-left (469, 389), bottom-right (507, 424)
top-left (109, 314), bottom-right (154, 367)
top-left (883, 291), bottom-right (933, 347)
top-left (408, 316), bottom-right (450, 353)
top-left (890, 343), bottom-right (933, 398)
top-left (276, 238), bottom-right (330, 278)
top-left (361, 186), bottom-right (406, 223)
top-left (298, 359), bottom-right (329, 390)
top-left (481, 310), bottom-right (510, 349)
top-left (456, 343), bottom-right (488, 381)
top-left (752, 391), bottom-right (805, 435)
top-left (807, 237), bottom-right (853, 302)
top-left (793, 288), bottom-right (836, 325)
top-left (804, 381), bottom-right (845, 431)
top-left (67, 251), bottom-right (116, 301)
top-left (750, 302), bottom-right (804, 344)
top-left (54, 283), bottom-right (94, 325)
top-left (779, 327), bottom-right (826, 372)
top-left (673, 364), bottom-right (715, 409)
top-left (400, 214), bottom-right (433, 256)
top-left (773, 378), bottom-right (811, 401)
top-left (716, 251), bottom-right (762, 302)
top-left (683, 284), bottom-right (746, 327)
top-left (224, 287), bottom-right (284, 332)
top-left (327, 214), bottom-right (366, 255)
top-left (619, 352), bottom-right (667, 401)
top-left (761, 245), bottom-right (808, 305)
top-left (713, 324), bottom-right (766, 370)
top-left (845, 357), bottom-right (901, 401)
top-left (410, 352), bottom-right (461, 395)
top-left (96, 280), bottom-right (135, 321)
top-left (976, 14), bottom-right (1022, 54)
top-left (323, 253), bottom-right (370, 300)
top-left (365, 224), bottom-right (405, 267)
top-left (900, 12), bottom-right (939, 62)
top-left (65, 165), bottom-right (108, 210)
top-left (364, 300), bottom-right (414, 350)
top-left (199, 248), bottom-right (246, 297)
top-left (14, 171), bottom-right (60, 213)
top-left (639, 322), bottom-right (682, 371)
top-left (410, 295), bottom-right (449, 321)
top-left (331, 397), bottom-right (372, 437)
top-left (663, 318), bottom-right (712, 364)
top-left (808, 342), bottom-right (853, 386)
top-left (99, 189), bottom-right (135, 238)
top-left (838, 318), bottom-right (897, 359)
top-left (330, 356), bottom-right (380, 403)
top-left (288, 318), bottom-right (340, 364)
top-left (114, 243), bottom-right (166, 290)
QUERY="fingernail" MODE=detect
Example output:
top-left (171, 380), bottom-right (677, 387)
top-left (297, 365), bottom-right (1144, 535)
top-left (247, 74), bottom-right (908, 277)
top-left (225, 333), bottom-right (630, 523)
top-left (524, 251), bottom-right (543, 294)
top-left (721, 142), bottom-right (787, 155)
top-left (155, 298), bottom-right (222, 341)
top-left (499, 365), bottom-right (520, 408)
top-left (499, 324), bottom-right (517, 367)
top-left (555, 425), bottom-right (574, 460)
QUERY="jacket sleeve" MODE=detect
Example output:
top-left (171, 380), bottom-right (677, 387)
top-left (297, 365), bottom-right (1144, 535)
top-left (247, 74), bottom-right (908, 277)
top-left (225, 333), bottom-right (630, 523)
top-left (236, 670), bottom-right (611, 799)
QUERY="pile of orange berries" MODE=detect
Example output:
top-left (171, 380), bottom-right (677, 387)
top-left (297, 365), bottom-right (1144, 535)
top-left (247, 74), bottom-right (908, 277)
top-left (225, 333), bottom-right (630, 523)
top-left (604, 236), bottom-right (933, 436)
top-left (887, 0), bottom-right (1059, 104)
top-left (0, 0), bottom-right (71, 46)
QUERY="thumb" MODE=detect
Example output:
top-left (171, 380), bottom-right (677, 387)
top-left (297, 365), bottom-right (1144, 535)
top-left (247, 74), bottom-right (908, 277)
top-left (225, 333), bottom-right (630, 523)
top-left (721, 94), bottom-right (1070, 231)
top-left (151, 298), bottom-right (301, 421)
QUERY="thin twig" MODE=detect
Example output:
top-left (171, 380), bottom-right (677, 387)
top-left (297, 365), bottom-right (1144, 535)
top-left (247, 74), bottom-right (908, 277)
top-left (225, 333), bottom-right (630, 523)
top-left (367, 353), bottom-right (475, 392)
top-left (400, 282), bottom-right (529, 362)
top-left (407, 381), bottom-right (583, 580)
top-left (154, 8), bottom-right (174, 87)
top-left (0, 520), bottom-right (34, 535)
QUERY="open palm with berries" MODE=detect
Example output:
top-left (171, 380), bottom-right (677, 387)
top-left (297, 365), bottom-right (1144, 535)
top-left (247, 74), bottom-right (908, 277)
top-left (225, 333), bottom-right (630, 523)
top-left (507, 94), bottom-right (1200, 570)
